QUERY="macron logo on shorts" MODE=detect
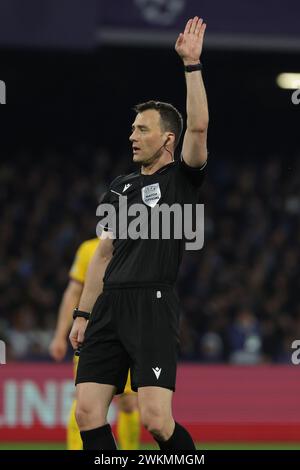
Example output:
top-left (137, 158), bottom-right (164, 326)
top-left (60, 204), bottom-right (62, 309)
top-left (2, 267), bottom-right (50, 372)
top-left (152, 367), bottom-right (162, 380)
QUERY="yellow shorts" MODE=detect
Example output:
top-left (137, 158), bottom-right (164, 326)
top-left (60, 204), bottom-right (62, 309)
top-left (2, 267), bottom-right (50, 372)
top-left (73, 355), bottom-right (79, 376)
top-left (124, 371), bottom-right (133, 394)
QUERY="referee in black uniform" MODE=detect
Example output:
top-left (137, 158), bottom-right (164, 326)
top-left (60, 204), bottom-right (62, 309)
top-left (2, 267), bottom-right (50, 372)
top-left (70, 16), bottom-right (208, 450)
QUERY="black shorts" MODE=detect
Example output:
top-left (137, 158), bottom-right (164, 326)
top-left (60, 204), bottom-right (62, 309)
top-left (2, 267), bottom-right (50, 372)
top-left (75, 285), bottom-right (180, 394)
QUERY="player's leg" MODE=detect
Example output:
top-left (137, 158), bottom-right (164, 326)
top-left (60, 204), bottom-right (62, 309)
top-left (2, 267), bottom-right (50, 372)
top-left (138, 386), bottom-right (195, 450)
top-left (67, 399), bottom-right (82, 450)
top-left (134, 288), bottom-right (195, 449)
top-left (74, 290), bottom-right (130, 449)
top-left (67, 356), bottom-right (81, 450)
top-left (117, 371), bottom-right (140, 450)
top-left (117, 392), bottom-right (140, 450)
top-left (138, 386), bottom-right (174, 440)
top-left (75, 382), bottom-right (117, 449)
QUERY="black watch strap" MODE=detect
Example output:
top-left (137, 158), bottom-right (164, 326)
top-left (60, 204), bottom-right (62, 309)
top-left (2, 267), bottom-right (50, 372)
top-left (73, 308), bottom-right (90, 320)
top-left (184, 62), bottom-right (203, 73)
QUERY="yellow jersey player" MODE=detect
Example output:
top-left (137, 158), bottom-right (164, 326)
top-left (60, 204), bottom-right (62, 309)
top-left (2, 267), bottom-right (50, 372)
top-left (49, 238), bottom-right (140, 450)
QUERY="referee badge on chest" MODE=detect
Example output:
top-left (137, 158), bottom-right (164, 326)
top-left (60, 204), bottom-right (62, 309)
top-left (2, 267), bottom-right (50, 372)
top-left (141, 183), bottom-right (161, 208)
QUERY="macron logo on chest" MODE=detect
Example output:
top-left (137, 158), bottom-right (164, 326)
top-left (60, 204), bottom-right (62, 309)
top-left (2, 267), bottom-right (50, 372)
top-left (123, 183), bottom-right (132, 193)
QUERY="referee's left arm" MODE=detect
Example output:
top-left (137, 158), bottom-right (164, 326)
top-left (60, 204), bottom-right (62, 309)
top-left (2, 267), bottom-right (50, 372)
top-left (175, 16), bottom-right (209, 168)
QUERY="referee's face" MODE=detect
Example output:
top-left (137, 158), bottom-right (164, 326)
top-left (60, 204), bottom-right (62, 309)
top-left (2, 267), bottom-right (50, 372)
top-left (130, 109), bottom-right (166, 164)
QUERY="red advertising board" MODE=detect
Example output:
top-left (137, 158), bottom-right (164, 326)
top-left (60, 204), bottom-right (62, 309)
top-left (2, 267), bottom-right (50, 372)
top-left (0, 364), bottom-right (300, 442)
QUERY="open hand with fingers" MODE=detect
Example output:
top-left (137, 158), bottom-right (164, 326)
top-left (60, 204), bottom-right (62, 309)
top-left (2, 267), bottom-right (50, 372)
top-left (175, 16), bottom-right (207, 65)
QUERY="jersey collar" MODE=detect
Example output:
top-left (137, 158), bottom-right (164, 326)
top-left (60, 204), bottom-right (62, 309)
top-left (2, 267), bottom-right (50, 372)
top-left (140, 160), bottom-right (176, 176)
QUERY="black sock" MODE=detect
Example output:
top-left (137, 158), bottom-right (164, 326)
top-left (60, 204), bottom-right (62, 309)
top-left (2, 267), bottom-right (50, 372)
top-left (80, 424), bottom-right (117, 450)
top-left (155, 422), bottom-right (196, 450)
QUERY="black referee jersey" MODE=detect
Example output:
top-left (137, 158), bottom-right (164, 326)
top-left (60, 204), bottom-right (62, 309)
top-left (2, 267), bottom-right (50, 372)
top-left (98, 156), bottom-right (207, 287)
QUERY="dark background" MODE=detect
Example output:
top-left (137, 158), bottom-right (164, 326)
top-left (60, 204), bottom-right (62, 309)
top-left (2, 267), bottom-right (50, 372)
top-left (1, 47), bottom-right (299, 160)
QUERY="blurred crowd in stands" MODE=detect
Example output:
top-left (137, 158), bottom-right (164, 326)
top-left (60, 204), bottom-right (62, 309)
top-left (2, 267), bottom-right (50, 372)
top-left (1, 147), bottom-right (299, 364)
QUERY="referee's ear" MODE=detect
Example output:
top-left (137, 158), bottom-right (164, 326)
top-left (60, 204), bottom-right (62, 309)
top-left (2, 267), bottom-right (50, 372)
top-left (164, 133), bottom-right (175, 148)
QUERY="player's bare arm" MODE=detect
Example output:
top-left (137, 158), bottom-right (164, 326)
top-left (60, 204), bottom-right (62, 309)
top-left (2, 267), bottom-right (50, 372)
top-left (175, 16), bottom-right (208, 167)
top-left (69, 235), bottom-right (114, 350)
top-left (49, 280), bottom-right (83, 360)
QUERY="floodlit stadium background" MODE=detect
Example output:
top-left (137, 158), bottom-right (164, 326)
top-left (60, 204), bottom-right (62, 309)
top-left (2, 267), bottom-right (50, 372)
top-left (0, 0), bottom-right (300, 450)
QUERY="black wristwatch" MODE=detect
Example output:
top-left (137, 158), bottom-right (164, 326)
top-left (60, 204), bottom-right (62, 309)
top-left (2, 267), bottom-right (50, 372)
top-left (73, 308), bottom-right (90, 320)
top-left (184, 62), bottom-right (203, 73)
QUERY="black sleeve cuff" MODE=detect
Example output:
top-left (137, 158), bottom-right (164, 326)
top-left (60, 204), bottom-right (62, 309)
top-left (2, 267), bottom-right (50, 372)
top-left (180, 155), bottom-right (207, 171)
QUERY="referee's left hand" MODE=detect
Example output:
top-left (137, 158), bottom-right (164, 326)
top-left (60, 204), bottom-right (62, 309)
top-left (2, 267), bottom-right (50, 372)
top-left (175, 16), bottom-right (206, 65)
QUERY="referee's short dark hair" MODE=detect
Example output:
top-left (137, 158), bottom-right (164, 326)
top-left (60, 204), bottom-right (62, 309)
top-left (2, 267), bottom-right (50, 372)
top-left (133, 100), bottom-right (183, 149)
